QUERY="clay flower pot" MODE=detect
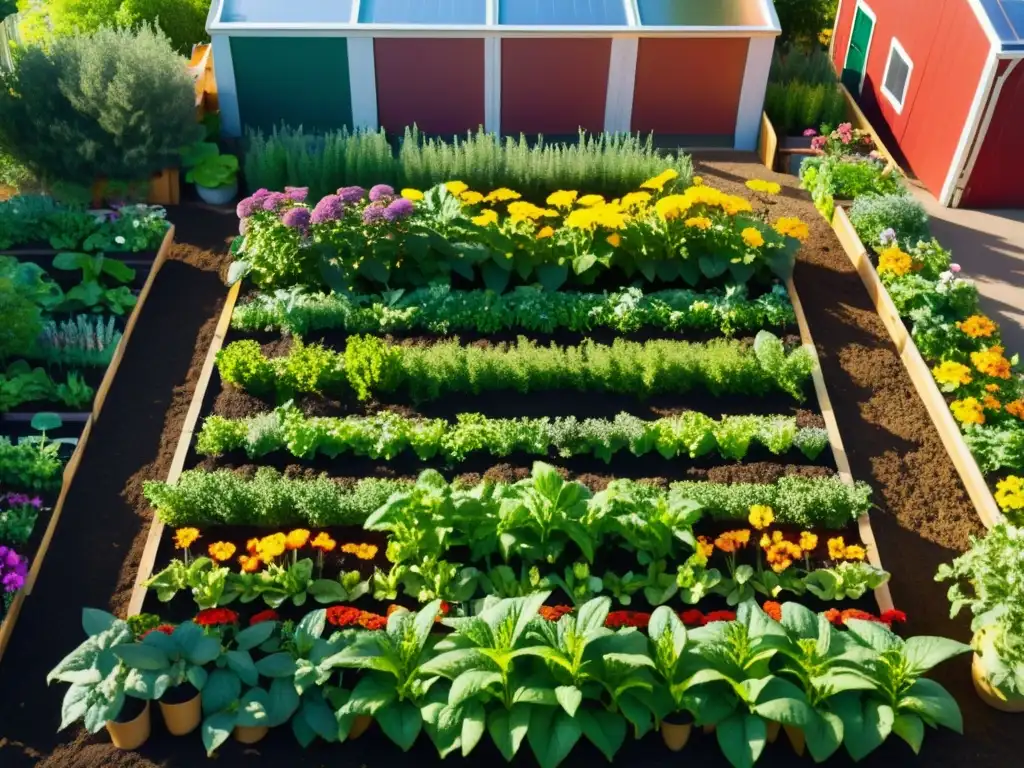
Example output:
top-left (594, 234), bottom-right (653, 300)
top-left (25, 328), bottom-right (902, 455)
top-left (234, 724), bottom-right (269, 744)
top-left (660, 713), bottom-right (694, 752)
top-left (159, 684), bottom-right (202, 736)
top-left (784, 725), bottom-right (806, 756)
top-left (348, 715), bottom-right (373, 740)
top-left (106, 699), bottom-right (151, 750)
top-left (972, 653), bottom-right (1024, 713)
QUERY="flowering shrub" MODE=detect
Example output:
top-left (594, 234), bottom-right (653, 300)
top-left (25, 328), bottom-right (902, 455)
top-left (231, 175), bottom-right (808, 293)
top-left (0, 546), bottom-right (27, 596)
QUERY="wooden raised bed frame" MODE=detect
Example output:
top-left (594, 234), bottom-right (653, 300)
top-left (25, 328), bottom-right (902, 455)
top-left (128, 279), bottom-right (895, 616)
top-left (0, 225), bottom-right (176, 663)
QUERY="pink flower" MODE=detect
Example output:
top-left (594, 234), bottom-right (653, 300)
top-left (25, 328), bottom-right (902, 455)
top-left (803, 128), bottom-right (818, 137)
top-left (811, 136), bottom-right (827, 151)
top-left (838, 122), bottom-right (853, 133)
top-left (950, 263), bottom-right (961, 273)
top-left (841, 134), bottom-right (851, 144)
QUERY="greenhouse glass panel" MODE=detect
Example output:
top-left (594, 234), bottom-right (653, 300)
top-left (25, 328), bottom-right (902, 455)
top-left (636, 0), bottom-right (767, 27)
top-left (359, 0), bottom-right (488, 25)
top-left (498, 0), bottom-right (628, 26)
top-left (221, 0), bottom-right (355, 23)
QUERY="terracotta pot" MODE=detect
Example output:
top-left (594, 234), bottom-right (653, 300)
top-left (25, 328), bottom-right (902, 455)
top-left (702, 724), bottom-right (715, 735)
top-left (106, 700), bottom-right (151, 750)
top-left (972, 653), bottom-right (1024, 713)
top-left (159, 688), bottom-right (202, 736)
top-left (348, 715), bottom-right (373, 740)
top-left (233, 724), bottom-right (269, 744)
top-left (784, 725), bottom-right (806, 756)
top-left (660, 721), bottom-right (692, 751)
top-left (766, 720), bottom-right (781, 743)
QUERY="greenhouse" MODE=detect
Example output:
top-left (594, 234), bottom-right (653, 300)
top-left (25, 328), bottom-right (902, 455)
top-left (206, 0), bottom-right (781, 148)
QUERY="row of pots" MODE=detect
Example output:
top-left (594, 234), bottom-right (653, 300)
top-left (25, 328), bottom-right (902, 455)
top-left (660, 718), bottom-right (806, 754)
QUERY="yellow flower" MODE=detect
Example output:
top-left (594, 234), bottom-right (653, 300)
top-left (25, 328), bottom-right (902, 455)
top-left (460, 191), bottom-right (484, 205)
top-left (238, 555), bottom-right (261, 574)
top-left (546, 190), bottom-right (579, 210)
top-left (692, 176), bottom-right (704, 186)
top-left (445, 181), bottom-right (469, 196)
top-left (741, 227), bottom-right (765, 248)
top-left (986, 383), bottom-right (1001, 393)
top-left (971, 346), bottom-right (1012, 379)
top-left (565, 208), bottom-right (598, 230)
top-left (256, 533), bottom-right (287, 562)
top-left (1006, 400), bottom-right (1024, 420)
top-left (685, 216), bottom-right (713, 231)
top-left (877, 247), bottom-right (913, 277)
top-left (950, 397), bottom-right (985, 425)
top-left (640, 169), bottom-right (680, 192)
top-left (606, 233), bottom-right (622, 248)
top-left (843, 544), bottom-right (867, 561)
top-left (472, 208), bottom-right (499, 227)
top-left (957, 315), bottom-right (998, 339)
top-left (208, 542), bottom-right (236, 562)
top-left (714, 530), bottom-right (751, 553)
top-left (592, 203), bottom-right (629, 230)
top-left (621, 191), bottom-right (652, 210)
top-left (773, 217), bottom-right (809, 242)
top-left (508, 201), bottom-right (551, 222)
top-left (578, 194), bottom-right (605, 207)
top-left (286, 529), bottom-right (310, 550)
top-left (341, 542), bottom-right (379, 560)
top-left (174, 528), bottom-right (200, 550)
top-left (932, 361), bottom-right (972, 389)
top-left (827, 537), bottom-right (847, 559)
top-left (746, 179), bottom-right (781, 195)
top-left (311, 533), bottom-right (337, 552)
top-left (748, 505), bottom-right (775, 530)
top-left (799, 531), bottom-right (818, 552)
top-left (246, 538), bottom-right (260, 554)
top-left (536, 226), bottom-right (555, 240)
top-left (697, 536), bottom-right (714, 559)
top-left (771, 558), bottom-right (794, 573)
top-left (995, 476), bottom-right (1024, 512)
top-left (484, 188), bottom-right (521, 203)
top-left (400, 188), bottom-right (424, 201)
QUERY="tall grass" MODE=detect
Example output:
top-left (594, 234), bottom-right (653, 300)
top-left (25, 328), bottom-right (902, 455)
top-left (766, 46), bottom-right (847, 136)
top-left (770, 46), bottom-right (838, 85)
top-left (244, 125), bottom-right (693, 201)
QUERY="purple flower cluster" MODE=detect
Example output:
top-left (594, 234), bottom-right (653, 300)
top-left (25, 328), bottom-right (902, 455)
top-left (281, 207), bottom-right (312, 231)
top-left (369, 184), bottom-right (395, 203)
top-left (362, 204), bottom-right (387, 225)
top-left (236, 188), bottom-right (271, 219)
top-left (261, 192), bottom-right (290, 212)
top-left (2, 493), bottom-right (42, 509)
top-left (311, 194), bottom-right (346, 225)
top-left (338, 186), bottom-right (366, 205)
top-left (383, 198), bottom-right (414, 222)
top-left (285, 186), bottom-right (309, 203)
top-left (0, 547), bottom-right (27, 594)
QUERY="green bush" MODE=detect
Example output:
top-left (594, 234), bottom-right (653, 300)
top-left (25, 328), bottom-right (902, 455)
top-left (17, 0), bottom-right (209, 54)
top-left (0, 285), bottom-right (43, 362)
top-left (244, 125), bottom-right (693, 201)
top-left (770, 45), bottom-right (838, 85)
top-left (0, 25), bottom-right (203, 185)
top-left (773, 0), bottom-right (838, 48)
top-left (764, 82), bottom-right (846, 136)
top-left (800, 156), bottom-right (907, 219)
top-left (849, 193), bottom-right (930, 248)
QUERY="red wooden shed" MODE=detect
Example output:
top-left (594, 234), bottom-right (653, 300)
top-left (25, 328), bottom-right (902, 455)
top-left (831, 0), bottom-right (1024, 208)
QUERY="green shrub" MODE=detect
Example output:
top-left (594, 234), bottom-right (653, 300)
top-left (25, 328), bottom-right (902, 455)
top-left (244, 125), bottom-right (693, 201)
top-left (765, 82), bottom-right (846, 136)
top-left (800, 156), bottom-right (907, 219)
top-left (849, 193), bottom-right (930, 248)
top-left (0, 285), bottom-right (43, 362)
top-left (770, 45), bottom-right (838, 85)
top-left (0, 25), bottom-right (203, 185)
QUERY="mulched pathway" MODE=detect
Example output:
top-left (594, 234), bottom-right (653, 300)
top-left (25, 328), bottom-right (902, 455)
top-left (0, 161), bottom-right (1016, 767)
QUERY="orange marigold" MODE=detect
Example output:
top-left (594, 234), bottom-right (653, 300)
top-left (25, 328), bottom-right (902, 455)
top-left (799, 531), bottom-right (819, 552)
top-left (971, 346), bottom-right (1012, 379)
top-left (238, 555), bottom-right (261, 574)
top-left (208, 542), bottom-right (237, 562)
top-left (311, 532), bottom-right (337, 552)
top-left (1006, 400), bottom-right (1024, 420)
top-left (286, 529), bottom-right (310, 550)
top-left (763, 601), bottom-right (783, 621)
top-left (827, 537), bottom-right (847, 559)
top-left (174, 528), bottom-right (200, 549)
top-left (957, 315), bottom-right (998, 339)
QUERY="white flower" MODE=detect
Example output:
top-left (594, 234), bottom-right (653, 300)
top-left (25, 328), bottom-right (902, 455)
top-left (115, 235), bottom-right (126, 245)
top-left (132, 220), bottom-right (140, 228)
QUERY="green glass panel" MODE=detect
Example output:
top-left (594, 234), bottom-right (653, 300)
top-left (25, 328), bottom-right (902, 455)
top-left (231, 37), bottom-right (352, 132)
top-left (636, 0), bottom-right (766, 26)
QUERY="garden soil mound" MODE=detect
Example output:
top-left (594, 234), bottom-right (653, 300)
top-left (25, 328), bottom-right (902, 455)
top-left (0, 163), bottom-right (1016, 767)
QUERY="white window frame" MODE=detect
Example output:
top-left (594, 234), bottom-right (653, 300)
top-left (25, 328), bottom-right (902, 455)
top-left (880, 37), bottom-right (913, 113)
top-left (844, 0), bottom-right (877, 94)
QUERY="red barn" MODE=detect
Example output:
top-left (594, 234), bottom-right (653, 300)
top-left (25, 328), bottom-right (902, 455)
top-left (832, 0), bottom-right (1024, 208)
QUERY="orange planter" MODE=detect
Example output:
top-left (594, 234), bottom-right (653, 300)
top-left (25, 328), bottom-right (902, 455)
top-left (91, 168), bottom-right (180, 207)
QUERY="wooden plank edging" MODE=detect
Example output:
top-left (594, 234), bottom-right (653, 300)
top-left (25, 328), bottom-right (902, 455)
top-left (787, 278), bottom-right (895, 614)
top-left (126, 281), bottom-right (241, 617)
top-left (758, 112), bottom-right (778, 172)
top-left (0, 227), bottom-right (176, 662)
top-left (828, 208), bottom-right (1002, 529)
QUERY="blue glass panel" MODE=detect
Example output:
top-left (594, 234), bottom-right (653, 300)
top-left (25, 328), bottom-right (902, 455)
top-left (636, 0), bottom-right (765, 27)
top-left (359, 0), bottom-right (488, 25)
top-left (222, 0), bottom-right (354, 23)
top-left (980, 0), bottom-right (1024, 46)
top-left (498, 0), bottom-right (628, 26)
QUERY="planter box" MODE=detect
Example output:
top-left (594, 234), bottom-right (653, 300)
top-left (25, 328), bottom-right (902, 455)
top-left (827, 207), bottom-right (1002, 529)
top-left (91, 168), bottom-right (180, 208)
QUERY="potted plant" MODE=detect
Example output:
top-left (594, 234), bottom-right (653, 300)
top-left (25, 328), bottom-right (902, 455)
top-left (936, 523), bottom-right (1024, 711)
top-left (181, 141), bottom-right (239, 206)
top-left (113, 620), bottom-right (221, 735)
top-left (46, 608), bottom-right (152, 750)
top-left (646, 606), bottom-right (697, 751)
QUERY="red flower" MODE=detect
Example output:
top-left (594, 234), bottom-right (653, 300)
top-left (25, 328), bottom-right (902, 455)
top-left (438, 601), bottom-right (450, 616)
top-left (762, 602), bottom-right (782, 622)
top-left (840, 609), bottom-right (876, 625)
top-left (680, 610), bottom-right (706, 627)
top-left (195, 608), bottom-right (239, 627)
top-left (326, 606), bottom-right (363, 628)
top-left (606, 611), bottom-right (651, 630)
top-left (880, 609), bottom-right (907, 625)
top-left (823, 608), bottom-right (842, 625)
top-left (249, 609), bottom-right (279, 626)
top-left (703, 610), bottom-right (736, 624)
top-left (358, 612), bottom-right (387, 631)
top-left (539, 605), bottom-right (573, 622)
top-left (140, 624), bottom-right (175, 640)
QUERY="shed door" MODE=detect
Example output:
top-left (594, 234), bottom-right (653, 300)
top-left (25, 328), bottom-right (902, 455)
top-left (842, 5), bottom-right (875, 93)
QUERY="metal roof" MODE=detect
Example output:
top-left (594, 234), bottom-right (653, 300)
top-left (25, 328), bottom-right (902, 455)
top-left (208, 0), bottom-right (781, 35)
top-left (979, 0), bottom-right (1024, 52)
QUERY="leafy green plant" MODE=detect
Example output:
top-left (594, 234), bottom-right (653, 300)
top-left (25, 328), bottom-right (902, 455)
top-left (0, 285), bottom-right (43, 362)
top-left (0, 360), bottom-right (95, 412)
top-left (35, 315), bottom-right (122, 368)
top-left (0, 413), bottom-right (67, 490)
top-left (52, 252), bottom-right (137, 315)
top-left (182, 142), bottom-right (240, 189)
top-left (849, 193), bottom-right (930, 249)
top-left (114, 620), bottom-right (221, 700)
top-left (0, 255), bottom-right (64, 310)
top-left (0, 25), bottom-right (204, 185)
top-left (765, 82), bottom-right (846, 136)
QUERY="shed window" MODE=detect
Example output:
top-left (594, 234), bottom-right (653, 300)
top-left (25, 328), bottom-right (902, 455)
top-left (359, 0), bottom-right (488, 25)
top-left (498, 0), bottom-right (628, 26)
top-left (881, 38), bottom-right (913, 113)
